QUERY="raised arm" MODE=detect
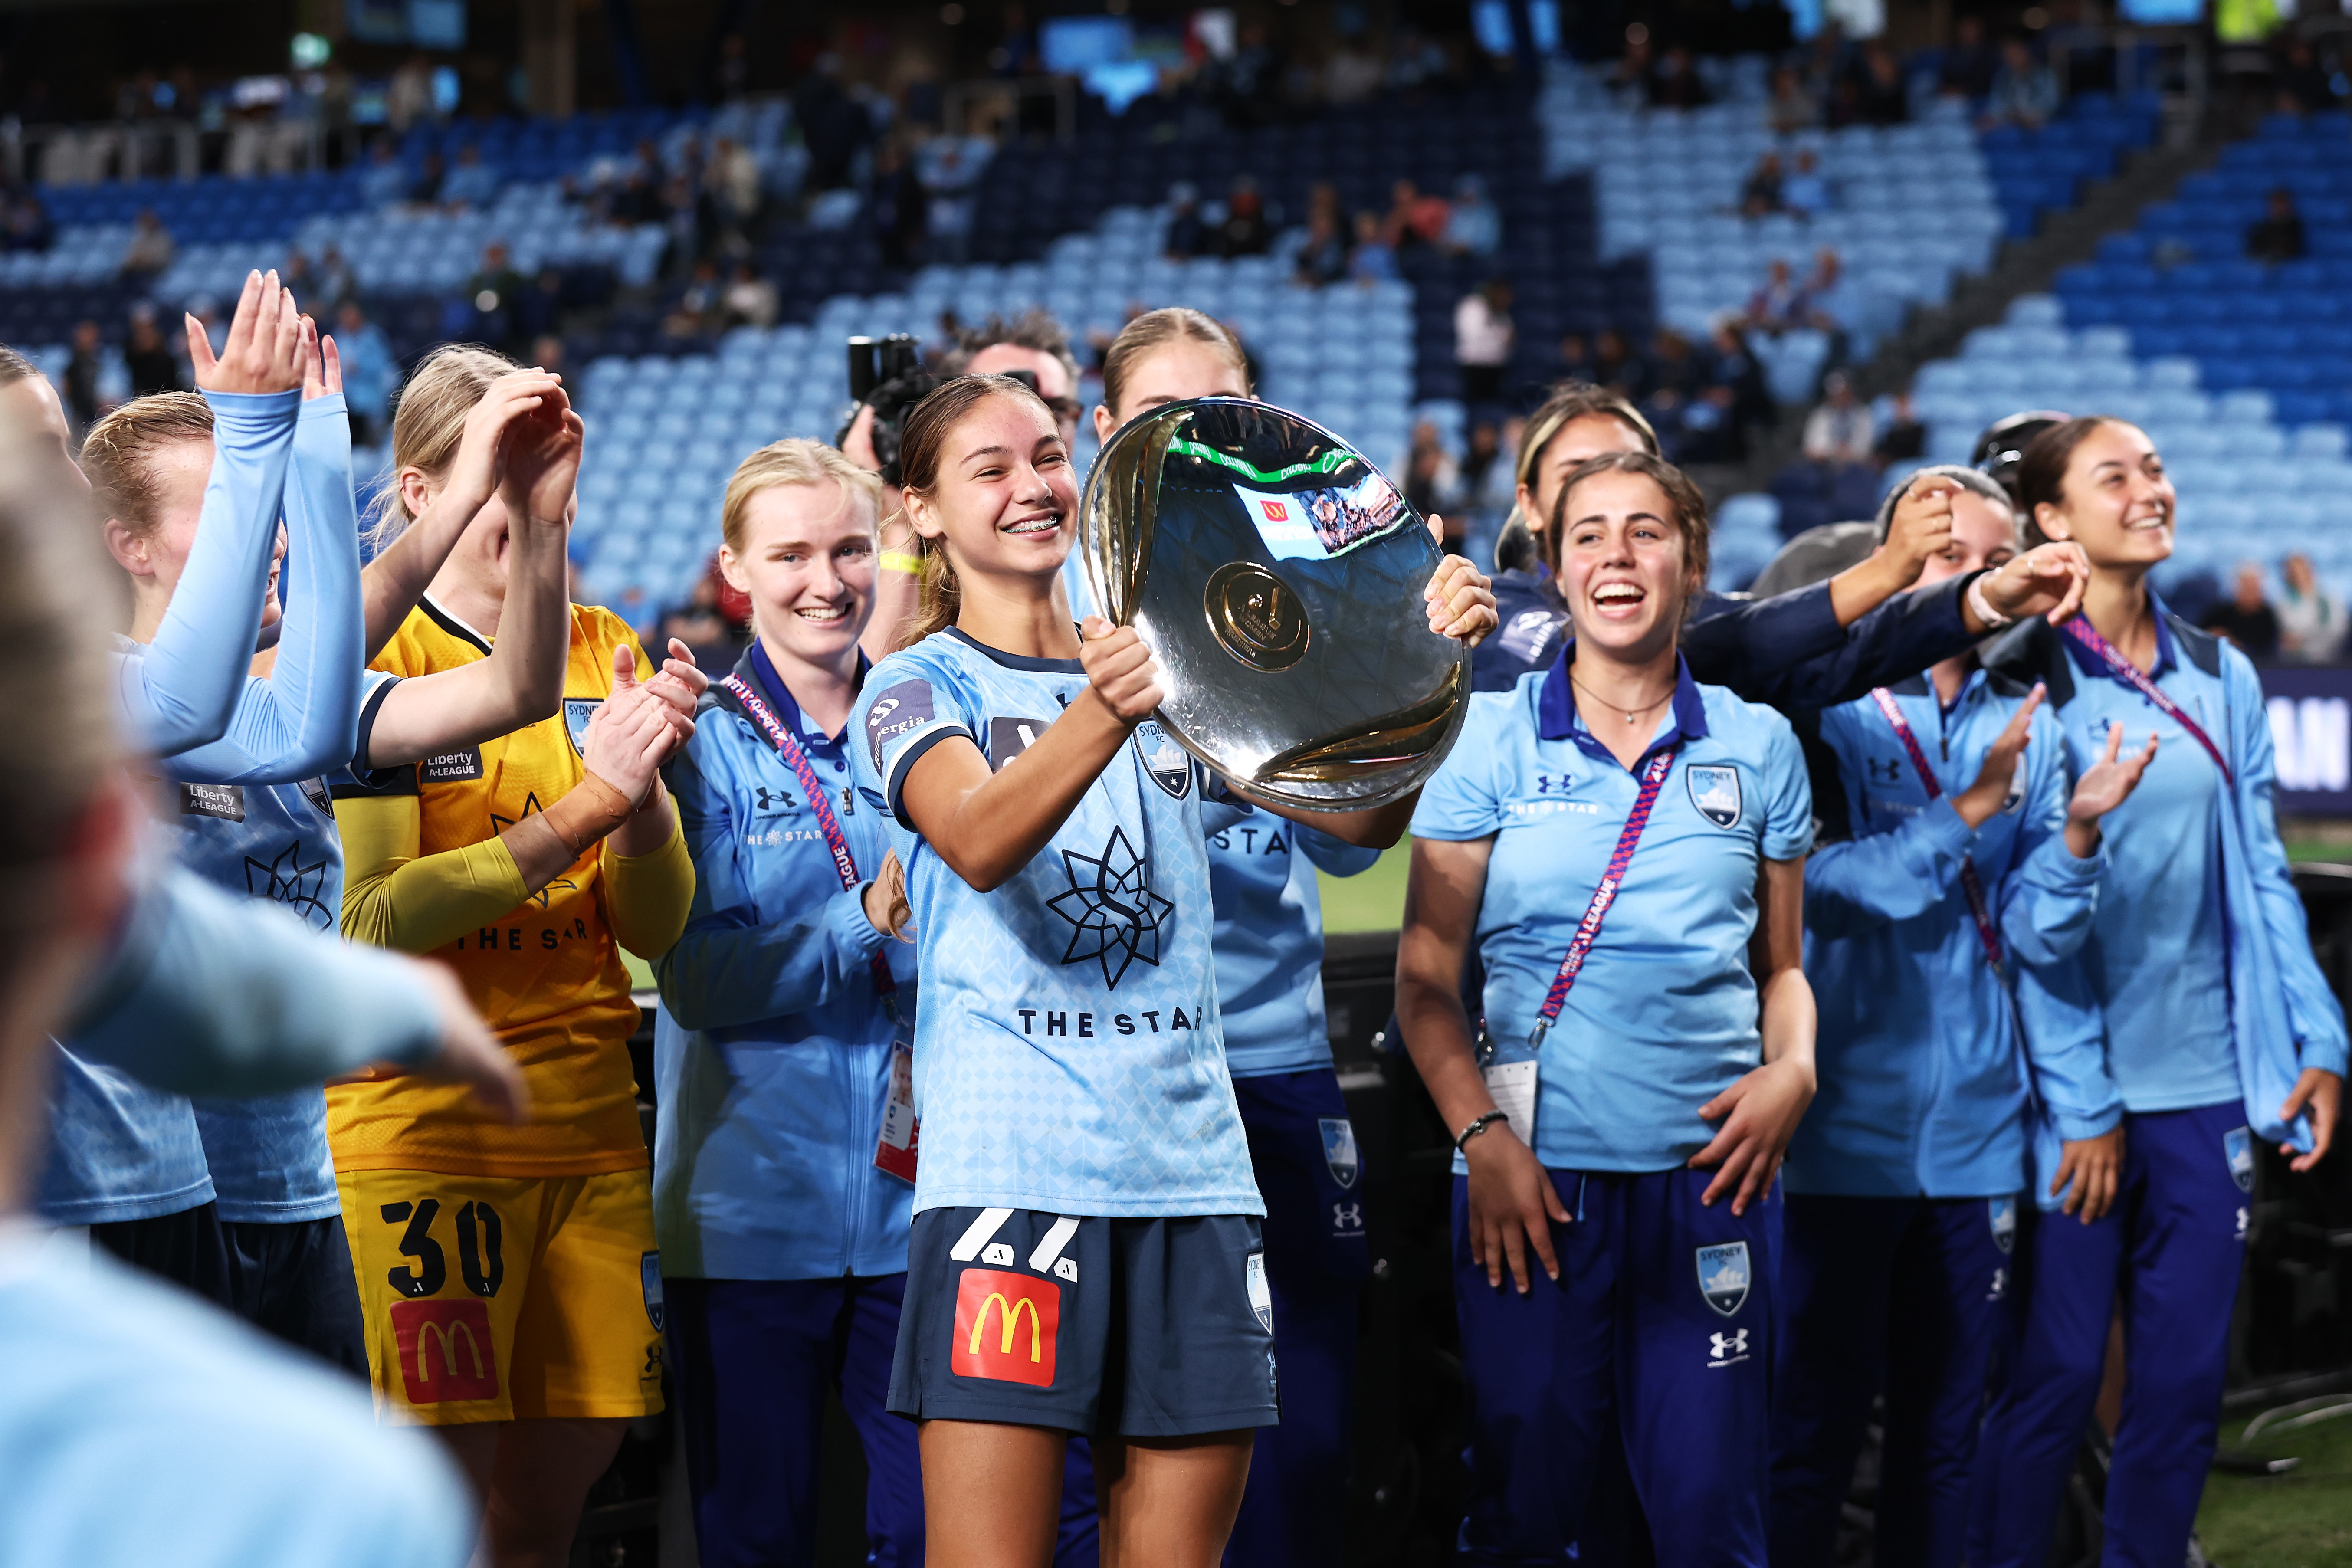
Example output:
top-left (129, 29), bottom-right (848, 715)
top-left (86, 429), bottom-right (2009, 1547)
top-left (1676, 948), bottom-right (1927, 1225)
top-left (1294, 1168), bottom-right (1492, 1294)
top-left (163, 325), bottom-right (364, 784)
top-left (117, 272), bottom-right (305, 753)
top-left (358, 383), bottom-right (579, 768)
top-left (358, 365), bottom-right (568, 659)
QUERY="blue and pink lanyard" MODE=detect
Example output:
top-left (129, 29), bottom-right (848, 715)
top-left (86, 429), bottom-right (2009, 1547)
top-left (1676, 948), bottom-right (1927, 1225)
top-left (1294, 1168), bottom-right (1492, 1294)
top-left (720, 672), bottom-right (898, 1011)
top-left (1525, 740), bottom-right (1680, 1050)
top-left (1867, 686), bottom-right (2004, 974)
top-left (2060, 617), bottom-right (2233, 787)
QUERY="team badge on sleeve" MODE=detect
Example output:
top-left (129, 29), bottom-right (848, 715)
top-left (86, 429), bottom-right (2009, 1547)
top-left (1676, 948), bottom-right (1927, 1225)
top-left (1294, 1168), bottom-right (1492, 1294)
top-left (2226, 1127), bottom-right (2255, 1193)
top-left (563, 699), bottom-right (603, 755)
top-left (1696, 1242), bottom-right (1752, 1317)
top-left (1319, 1118), bottom-right (1361, 1190)
top-left (1686, 765), bottom-right (1743, 829)
top-left (1990, 1195), bottom-right (2017, 1254)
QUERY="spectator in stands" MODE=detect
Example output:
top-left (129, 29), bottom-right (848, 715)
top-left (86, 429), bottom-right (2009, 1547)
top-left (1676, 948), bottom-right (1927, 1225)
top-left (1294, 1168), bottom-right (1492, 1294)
top-left (122, 311), bottom-right (179, 399)
top-left (919, 136), bottom-right (981, 266)
top-left (1709, 319), bottom-right (1773, 454)
top-left (466, 240), bottom-right (524, 314)
top-left (1443, 174), bottom-right (1501, 259)
top-left (2278, 554), bottom-right (2347, 664)
top-left (1295, 200), bottom-right (1349, 286)
top-left (1984, 37), bottom-right (2060, 130)
top-left (386, 52), bottom-right (433, 131)
top-left (333, 299), bottom-right (395, 446)
top-left (1747, 257), bottom-right (1807, 334)
top-left (1803, 372), bottom-right (1876, 468)
top-left (1741, 151), bottom-right (1787, 218)
top-left (664, 259), bottom-right (728, 339)
top-left (1455, 281), bottom-right (1514, 407)
top-left (1768, 65), bottom-right (1820, 133)
top-left (1939, 16), bottom-right (2001, 100)
top-left (1608, 29), bottom-right (1657, 103)
top-left (1216, 177), bottom-right (1273, 258)
top-left (1404, 423), bottom-right (1462, 545)
top-left (119, 208), bottom-right (173, 278)
top-left (513, 266), bottom-right (567, 348)
top-left (2203, 562), bottom-right (2283, 660)
top-left (1851, 39), bottom-right (1911, 126)
top-left (1876, 389), bottom-right (1927, 462)
top-left (722, 261), bottom-right (780, 329)
top-left (358, 138), bottom-right (407, 208)
top-left (709, 135), bottom-right (761, 230)
top-left (1592, 327), bottom-right (1646, 399)
top-left (1348, 210), bottom-right (1399, 285)
top-left (1557, 331), bottom-right (1597, 384)
top-left (1384, 178), bottom-right (1450, 252)
top-left (440, 144), bottom-right (499, 210)
top-left (60, 319), bottom-right (109, 432)
top-left (1783, 148), bottom-right (1835, 218)
top-left (870, 141), bottom-right (927, 270)
top-left (408, 148), bottom-right (446, 207)
top-left (312, 244), bottom-right (355, 309)
top-left (3, 187), bottom-right (53, 252)
top-left (2247, 187), bottom-right (2307, 265)
top-left (2274, 37), bottom-right (2339, 115)
top-left (1165, 182), bottom-right (1207, 261)
top-left (1799, 247), bottom-right (1859, 346)
top-left (1650, 44), bottom-right (1712, 108)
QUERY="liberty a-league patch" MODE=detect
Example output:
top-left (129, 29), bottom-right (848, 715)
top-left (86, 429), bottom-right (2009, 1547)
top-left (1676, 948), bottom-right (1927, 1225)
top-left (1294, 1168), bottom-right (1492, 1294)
top-left (1686, 764), bottom-right (1743, 828)
top-left (562, 698), bottom-right (604, 756)
top-left (640, 1252), bottom-right (664, 1332)
top-left (1990, 1194), bottom-right (2017, 1255)
top-left (178, 782), bottom-right (245, 822)
top-left (988, 716), bottom-right (1054, 771)
top-left (2226, 1126), bottom-right (2256, 1193)
top-left (1696, 1241), bottom-right (1752, 1317)
top-left (298, 777), bottom-right (334, 820)
top-left (1245, 1251), bottom-right (1273, 1332)
top-left (865, 680), bottom-right (937, 771)
top-left (1132, 718), bottom-right (1193, 798)
top-left (1319, 1117), bottom-right (1361, 1190)
top-left (420, 747), bottom-right (484, 784)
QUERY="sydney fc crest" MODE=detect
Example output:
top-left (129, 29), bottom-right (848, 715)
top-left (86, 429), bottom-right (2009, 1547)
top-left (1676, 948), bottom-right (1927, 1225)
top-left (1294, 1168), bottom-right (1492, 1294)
top-left (1696, 1242), bottom-right (1751, 1317)
top-left (640, 1252), bottom-right (665, 1331)
top-left (1319, 1118), bottom-right (1360, 1190)
top-left (564, 698), bottom-right (604, 755)
top-left (1686, 765), bottom-right (1743, 829)
top-left (1133, 719), bottom-right (1193, 798)
top-left (2226, 1126), bottom-right (2255, 1193)
top-left (1990, 1195), bottom-right (2017, 1255)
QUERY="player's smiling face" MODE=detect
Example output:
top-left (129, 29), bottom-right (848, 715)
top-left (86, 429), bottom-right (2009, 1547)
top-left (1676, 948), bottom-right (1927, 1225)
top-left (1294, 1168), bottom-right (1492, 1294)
top-left (721, 477), bottom-right (876, 665)
top-left (1557, 469), bottom-right (1694, 660)
top-left (2031, 420), bottom-right (2175, 571)
top-left (908, 390), bottom-right (1078, 590)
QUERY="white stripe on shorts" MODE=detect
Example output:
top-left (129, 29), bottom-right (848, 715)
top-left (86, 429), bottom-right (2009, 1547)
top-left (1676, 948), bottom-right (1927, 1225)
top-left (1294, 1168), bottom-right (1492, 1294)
top-left (949, 1207), bottom-right (1015, 1262)
top-left (1027, 1215), bottom-right (1081, 1274)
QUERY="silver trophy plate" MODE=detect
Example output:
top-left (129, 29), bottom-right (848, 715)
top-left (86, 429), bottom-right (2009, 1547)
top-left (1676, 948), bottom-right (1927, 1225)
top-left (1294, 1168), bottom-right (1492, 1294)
top-left (1079, 397), bottom-right (1469, 811)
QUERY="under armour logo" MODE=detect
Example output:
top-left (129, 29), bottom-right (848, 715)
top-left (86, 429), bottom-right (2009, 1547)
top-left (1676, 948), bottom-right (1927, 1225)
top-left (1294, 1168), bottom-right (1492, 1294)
top-left (752, 784), bottom-right (797, 814)
top-left (1988, 1266), bottom-right (2008, 1302)
top-left (1867, 757), bottom-right (1904, 784)
top-left (1709, 1329), bottom-right (1749, 1364)
top-left (1332, 1202), bottom-right (1364, 1233)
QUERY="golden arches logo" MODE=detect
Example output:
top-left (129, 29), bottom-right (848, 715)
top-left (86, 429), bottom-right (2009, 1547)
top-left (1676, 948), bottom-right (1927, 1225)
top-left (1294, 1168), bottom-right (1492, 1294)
top-left (414, 1317), bottom-right (486, 1382)
top-left (966, 1292), bottom-right (1043, 1361)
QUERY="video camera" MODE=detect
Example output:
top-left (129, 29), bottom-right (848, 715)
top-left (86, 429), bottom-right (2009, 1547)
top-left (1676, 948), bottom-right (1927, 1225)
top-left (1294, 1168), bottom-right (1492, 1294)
top-left (840, 334), bottom-right (1039, 487)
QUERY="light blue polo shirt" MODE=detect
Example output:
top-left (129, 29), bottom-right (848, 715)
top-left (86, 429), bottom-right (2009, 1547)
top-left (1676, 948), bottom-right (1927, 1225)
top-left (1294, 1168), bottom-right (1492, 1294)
top-left (2053, 612), bottom-right (2238, 1112)
top-left (1411, 650), bottom-right (1813, 1174)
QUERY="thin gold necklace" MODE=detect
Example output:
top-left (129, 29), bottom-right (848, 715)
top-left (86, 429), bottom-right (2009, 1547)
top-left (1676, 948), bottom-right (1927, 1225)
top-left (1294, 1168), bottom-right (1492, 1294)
top-left (1570, 672), bottom-right (1674, 726)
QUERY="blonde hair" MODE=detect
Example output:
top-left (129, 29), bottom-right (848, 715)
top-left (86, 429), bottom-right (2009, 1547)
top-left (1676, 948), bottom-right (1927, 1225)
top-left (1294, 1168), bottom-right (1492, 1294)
top-left (79, 392), bottom-right (215, 540)
top-left (720, 439), bottom-right (884, 557)
top-left (897, 374), bottom-right (1056, 645)
top-left (366, 343), bottom-right (519, 547)
top-left (1099, 308), bottom-right (1251, 423)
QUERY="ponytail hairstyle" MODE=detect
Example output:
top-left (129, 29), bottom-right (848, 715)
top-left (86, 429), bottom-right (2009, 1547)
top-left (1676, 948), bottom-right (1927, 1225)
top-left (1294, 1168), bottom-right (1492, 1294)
top-left (895, 373), bottom-right (1058, 645)
top-left (1099, 307), bottom-right (1251, 424)
top-left (79, 393), bottom-right (215, 542)
top-left (367, 343), bottom-right (519, 550)
top-left (1550, 449), bottom-right (1712, 606)
top-left (2014, 415), bottom-right (2119, 548)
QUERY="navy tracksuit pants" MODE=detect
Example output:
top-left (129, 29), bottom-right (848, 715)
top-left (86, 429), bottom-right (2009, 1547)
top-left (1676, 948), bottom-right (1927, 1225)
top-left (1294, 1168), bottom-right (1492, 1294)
top-left (1224, 1068), bottom-right (1372, 1568)
top-left (1969, 1102), bottom-right (2252, 1568)
top-left (1451, 1166), bottom-right (1780, 1568)
top-left (1767, 1194), bottom-right (2017, 1568)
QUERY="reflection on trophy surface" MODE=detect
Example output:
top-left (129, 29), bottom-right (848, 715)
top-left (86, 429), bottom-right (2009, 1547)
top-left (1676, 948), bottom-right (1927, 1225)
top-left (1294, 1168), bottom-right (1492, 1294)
top-left (1080, 397), bottom-right (1469, 810)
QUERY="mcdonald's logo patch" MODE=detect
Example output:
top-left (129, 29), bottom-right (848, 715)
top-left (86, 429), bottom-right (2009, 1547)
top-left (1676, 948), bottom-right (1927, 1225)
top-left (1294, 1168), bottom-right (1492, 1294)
top-left (950, 1267), bottom-right (1060, 1387)
top-left (1260, 500), bottom-right (1288, 522)
top-left (390, 1298), bottom-right (499, 1404)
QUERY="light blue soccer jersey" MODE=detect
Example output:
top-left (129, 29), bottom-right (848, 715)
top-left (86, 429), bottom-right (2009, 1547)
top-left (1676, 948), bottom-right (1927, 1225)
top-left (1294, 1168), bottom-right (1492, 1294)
top-left (172, 673), bottom-right (392, 1223)
top-left (853, 627), bottom-right (1262, 1218)
top-left (0, 1224), bottom-right (473, 1568)
top-left (1411, 652), bottom-right (1813, 1174)
top-left (37, 1047), bottom-right (213, 1226)
top-left (1209, 812), bottom-right (1381, 1078)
